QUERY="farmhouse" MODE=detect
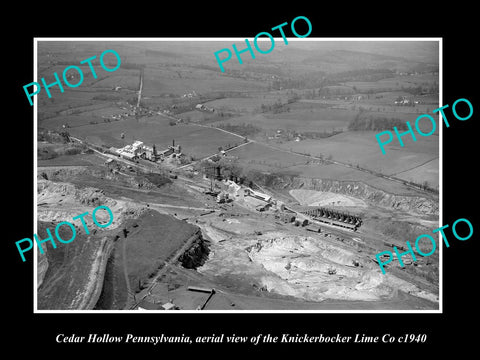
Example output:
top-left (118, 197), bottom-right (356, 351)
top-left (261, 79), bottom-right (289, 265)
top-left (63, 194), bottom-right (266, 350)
top-left (195, 104), bottom-right (214, 112)
top-left (394, 96), bottom-right (411, 105)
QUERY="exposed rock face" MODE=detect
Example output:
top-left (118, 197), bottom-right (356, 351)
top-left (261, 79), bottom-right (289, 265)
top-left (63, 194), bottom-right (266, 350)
top-left (36, 178), bottom-right (150, 310)
top-left (37, 222), bottom-right (116, 310)
top-left (256, 175), bottom-right (438, 216)
top-left (179, 233), bottom-right (210, 269)
top-left (37, 250), bottom-right (48, 289)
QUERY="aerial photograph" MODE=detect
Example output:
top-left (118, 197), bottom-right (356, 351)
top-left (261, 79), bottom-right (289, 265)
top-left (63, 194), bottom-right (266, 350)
top-left (35, 39), bottom-right (440, 311)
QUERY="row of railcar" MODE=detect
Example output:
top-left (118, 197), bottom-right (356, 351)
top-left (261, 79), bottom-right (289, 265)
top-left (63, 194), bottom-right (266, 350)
top-left (301, 207), bottom-right (362, 231)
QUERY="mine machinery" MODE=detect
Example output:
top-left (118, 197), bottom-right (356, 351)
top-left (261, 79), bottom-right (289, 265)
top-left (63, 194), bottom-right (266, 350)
top-left (301, 207), bottom-right (362, 231)
top-left (203, 165), bottom-right (222, 196)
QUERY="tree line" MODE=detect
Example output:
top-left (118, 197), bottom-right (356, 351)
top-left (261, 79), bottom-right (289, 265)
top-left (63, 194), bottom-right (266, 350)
top-left (215, 123), bottom-right (261, 137)
top-left (348, 111), bottom-right (409, 131)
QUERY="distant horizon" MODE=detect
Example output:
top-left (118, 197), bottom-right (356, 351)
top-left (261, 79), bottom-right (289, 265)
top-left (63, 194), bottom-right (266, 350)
top-left (37, 39), bottom-right (439, 77)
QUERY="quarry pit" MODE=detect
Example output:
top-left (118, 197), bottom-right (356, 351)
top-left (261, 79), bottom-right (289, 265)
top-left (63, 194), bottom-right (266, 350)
top-left (36, 160), bottom-right (439, 311)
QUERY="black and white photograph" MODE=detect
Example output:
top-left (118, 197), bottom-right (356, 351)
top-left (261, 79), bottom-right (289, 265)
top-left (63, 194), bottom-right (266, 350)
top-left (6, 6), bottom-right (478, 354)
top-left (33, 39), bottom-right (441, 312)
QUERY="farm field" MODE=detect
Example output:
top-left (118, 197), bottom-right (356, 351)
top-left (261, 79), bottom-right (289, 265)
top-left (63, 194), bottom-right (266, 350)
top-left (204, 96), bottom-right (282, 113)
top-left (68, 116), bottom-right (242, 158)
top-left (142, 67), bottom-right (268, 98)
top-left (210, 107), bottom-right (357, 135)
top-left (276, 131), bottom-right (439, 188)
top-left (37, 89), bottom-right (106, 116)
top-left (228, 140), bottom-right (433, 196)
top-left (228, 142), bottom-right (310, 170)
top-left (40, 105), bottom-right (132, 130)
top-left (123, 210), bottom-right (199, 294)
top-left (37, 153), bottom-right (100, 167)
top-left (89, 69), bottom-right (140, 90)
top-left (392, 158), bottom-right (439, 185)
top-left (177, 109), bottom-right (220, 122)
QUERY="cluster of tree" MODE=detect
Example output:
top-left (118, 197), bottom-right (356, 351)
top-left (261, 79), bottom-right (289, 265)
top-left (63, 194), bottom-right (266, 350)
top-left (244, 169), bottom-right (299, 189)
top-left (260, 100), bottom-right (289, 114)
top-left (215, 123), bottom-right (261, 137)
top-left (59, 131), bottom-right (70, 143)
top-left (348, 112), bottom-right (409, 131)
top-left (329, 68), bottom-right (396, 83)
top-left (38, 129), bottom-right (70, 144)
top-left (403, 179), bottom-right (438, 193)
top-left (63, 146), bottom-right (83, 156)
top-left (268, 69), bottom-right (396, 93)
top-left (301, 129), bottom-right (344, 139)
top-left (38, 146), bottom-right (58, 160)
top-left (400, 84), bottom-right (437, 95)
top-left (126, 97), bottom-right (138, 106)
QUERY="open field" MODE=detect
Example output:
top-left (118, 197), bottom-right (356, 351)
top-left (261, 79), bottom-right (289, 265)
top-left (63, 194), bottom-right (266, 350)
top-left (228, 142), bottom-right (311, 170)
top-left (210, 107), bottom-right (356, 134)
top-left (120, 211), bottom-right (199, 296)
top-left (204, 96), bottom-right (283, 113)
top-left (142, 67), bottom-right (268, 99)
top-left (177, 110), bottom-right (222, 123)
top-left (67, 117), bottom-right (242, 158)
top-left (227, 140), bottom-right (434, 196)
top-left (38, 152), bottom-right (100, 167)
top-left (276, 131), bottom-right (439, 189)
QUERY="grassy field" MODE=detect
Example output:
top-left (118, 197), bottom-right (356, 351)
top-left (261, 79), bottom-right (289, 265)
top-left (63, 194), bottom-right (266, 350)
top-left (209, 107), bottom-right (357, 135)
top-left (89, 69), bottom-right (140, 90)
top-left (228, 140), bottom-right (434, 195)
top-left (142, 67), bottom-right (268, 98)
top-left (204, 96), bottom-right (283, 113)
top-left (68, 117), bottom-right (242, 158)
top-left (392, 158), bottom-right (439, 186)
top-left (343, 73), bottom-right (438, 91)
top-left (229, 142), bottom-right (311, 171)
top-left (123, 210), bottom-right (199, 293)
top-left (37, 153), bottom-right (98, 167)
top-left (276, 131), bottom-right (439, 189)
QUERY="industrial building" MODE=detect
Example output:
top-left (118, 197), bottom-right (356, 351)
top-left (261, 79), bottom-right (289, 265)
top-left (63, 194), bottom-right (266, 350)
top-left (114, 139), bottom-right (181, 162)
top-left (244, 189), bottom-right (272, 203)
